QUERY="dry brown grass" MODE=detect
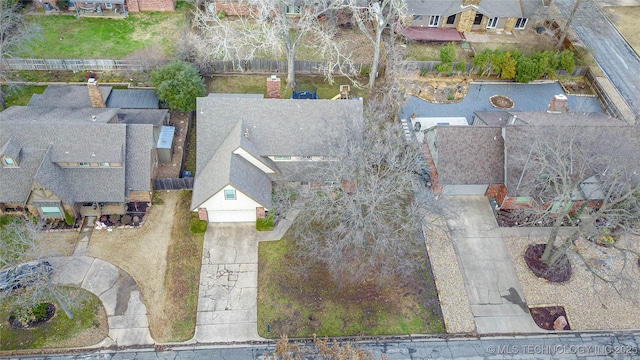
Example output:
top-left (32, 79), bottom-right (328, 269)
top-left (603, 6), bottom-right (640, 56)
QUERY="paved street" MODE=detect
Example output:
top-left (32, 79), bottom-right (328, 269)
top-left (554, 0), bottom-right (640, 119)
top-left (8, 332), bottom-right (640, 359)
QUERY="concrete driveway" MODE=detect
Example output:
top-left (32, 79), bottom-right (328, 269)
top-left (444, 196), bottom-right (544, 334)
top-left (192, 223), bottom-right (263, 343)
top-left (48, 255), bottom-right (154, 347)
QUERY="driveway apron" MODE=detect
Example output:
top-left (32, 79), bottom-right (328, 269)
top-left (445, 196), bottom-right (544, 334)
top-left (193, 223), bottom-right (262, 342)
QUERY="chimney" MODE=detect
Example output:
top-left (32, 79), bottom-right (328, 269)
top-left (266, 75), bottom-right (281, 99)
top-left (87, 78), bottom-right (106, 108)
top-left (547, 94), bottom-right (569, 113)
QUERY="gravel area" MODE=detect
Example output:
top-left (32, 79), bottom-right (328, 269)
top-left (504, 234), bottom-right (640, 330)
top-left (154, 112), bottom-right (189, 179)
top-left (423, 221), bottom-right (475, 334)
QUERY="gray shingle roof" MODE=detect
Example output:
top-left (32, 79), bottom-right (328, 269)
top-left (191, 121), bottom-right (271, 210)
top-left (428, 125), bottom-right (504, 185)
top-left (30, 85), bottom-right (112, 109)
top-left (0, 105), bottom-right (155, 206)
top-left (106, 89), bottom-right (159, 109)
top-left (117, 109), bottom-right (168, 125)
top-left (407, 0), bottom-right (532, 18)
top-left (1, 136), bottom-right (21, 161)
top-left (126, 124), bottom-right (155, 194)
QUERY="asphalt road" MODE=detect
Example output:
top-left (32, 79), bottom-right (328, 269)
top-left (6, 332), bottom-right (640, 359)
top-left (554, 0), bottom-right (640, 119)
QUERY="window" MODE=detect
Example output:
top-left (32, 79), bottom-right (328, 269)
top-left (285, 5), bottom-right (300, 14)
top-left (224, 189), bottom-right (236, 200)
top-left (428, 15), bottom-right (440, 27)
top-left (486, 17), bottom-right (498, 29)
top-left (413, 15), bottom-right (422, 21)
top-left (3, 158), bottom-right (15, 166)
top-left (274, 155), bottom-right (291, 160)
top-left (40, 206), bottom-right (62, 217)
top-left (99, 162), bottom-right (110, 167)
top-left (446, 14), bottom-right (455, 25)
top-left (473, 13), bottom-right (483, 25)
top-left (79, 162), bottom-right (89, 167)
top-left (104, 2), bottom-right (112, 8)
top-left (514, 17), bottom-right (527, 29)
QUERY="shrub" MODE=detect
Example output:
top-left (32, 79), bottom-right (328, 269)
top-left (64, 211), bottom-right (74, 226)
top-left (435, 62), bottom-right (453, 75)
top-left (439, 43), bottom-right (456, 64)
top-left (121, 215), bottom-right (132, 225)
top-left (447, 93), bottom-right (455, 101)
top-left (189, 217), bottom-right (207, 234)
top-left (151, 60), bottom-right (206, 111)
top-left (455, 61), bottom-right (467, 74)
top-left (217, 10), bottom-right (226, 19)
top-left (515, 56), bottom-right (538, 83)
top-left (420, 67), bottom-right (429, 77)
top-left (558, 50), bottom-right (575, 73)
top-left (256, 215), bottom-right (275, 231)
top-left (109, 214), bottom-right (121, 224)
top-left (500, 52), bottom-right (517, 80)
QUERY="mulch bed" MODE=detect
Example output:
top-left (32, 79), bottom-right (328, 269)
top-left (8, 303), bottom-right (56, 329)
top-left (530, 306), bottom-right (571, 330)
top-left (524, 244), bottom-right (572, 283)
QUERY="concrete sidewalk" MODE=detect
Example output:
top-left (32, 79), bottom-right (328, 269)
top-left (444, 196), bottom-right (544, 334)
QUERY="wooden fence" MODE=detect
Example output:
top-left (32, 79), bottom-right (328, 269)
top-left (0, 58), bottom-right (167, 71)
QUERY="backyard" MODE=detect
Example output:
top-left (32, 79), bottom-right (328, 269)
top-left (17, 9), bottom-right (188, 59)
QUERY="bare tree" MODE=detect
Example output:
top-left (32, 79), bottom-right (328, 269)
top-left (187, 0), bottom-right (360, 88)
top-left (0, 0), bottom-right (41, 109)
top-left (0, 217), bottom-right (73, 322)
top-left (508, 124), bottom-right (640, 297)
top-left (275, 84), bottom-right (443, 287)
top-left (348, 0), bottom-right (407, 88)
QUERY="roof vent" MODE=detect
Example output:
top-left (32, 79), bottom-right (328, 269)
top-left (92, 115), bottom-right (97, 122)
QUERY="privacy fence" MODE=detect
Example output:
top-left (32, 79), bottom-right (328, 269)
top-left (0, 58), bottom-right (588, 77)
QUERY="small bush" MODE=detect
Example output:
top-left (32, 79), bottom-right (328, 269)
top-left (189, 217), bottom-right (207, 234)
top-left (447, 93), bottom-right (455, 101)
top-left (435, 62), bottom-right (453, 75)
top-left (420, 67), bottom-right (429, 77)
top-left (256, 215), bottom-right (274, 231)
top-left (455, 61), bottom-right (467, 73)
top-left (64, 211), bottom-right (74, 226)
top-left (121, 215), bottom-right (132, 225)
top-left (439, 43), bottom-right (456, 64)
top-left (152, 191), bottom-right (165, 205)
top-left (109, 214), bottom-right (121, 225)
top-left (217, 10), bottom-right (226, 19)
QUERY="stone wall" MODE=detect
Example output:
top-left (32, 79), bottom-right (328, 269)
top-left (456, 9), bottom-right (476, 32)
top-left (504, 17), bottom-right (516, 32)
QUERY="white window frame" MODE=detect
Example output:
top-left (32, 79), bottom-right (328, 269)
top-left (514, 18), bottom-right (527, 29)
top-left (99, 162), bottom-right (110, 167)
top-left (284, 5), bottom-right (300, 14)
top-left (3, 157), bottom-right (15, 166)
top-left (486, 17), bottom-right (498, 29)
top-left (224, 189), bottom-right (236, 200)
top-left (428, 15), bottom-right (440, 27)
top-left (104, 2), bottom-right (112, 9)
top-left (79, 162), bottom-right (90, 167)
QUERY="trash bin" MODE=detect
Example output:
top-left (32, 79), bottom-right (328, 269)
top-left (43, 2), bottom-right (52, 10)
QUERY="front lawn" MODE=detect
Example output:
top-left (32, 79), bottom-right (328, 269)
top-left (0, 287), bottom-right (107, 350)
top-left (257, 238), bottom-right (445, 338)
top-left (20, 11), bottom-right (187, 59)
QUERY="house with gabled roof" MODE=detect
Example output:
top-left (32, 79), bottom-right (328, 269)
top-left (403, 0), bottom-right (542, 41)
top-left (191, 92), bottom-right (364, 223)
top-left (424, 109), bottom-right (640, 208)
top-left (0, 81), bottom-right (169, 220)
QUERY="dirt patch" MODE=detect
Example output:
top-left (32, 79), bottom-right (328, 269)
top-left (398, 73), bottom-right (470, 104)
top-left (603, 6), bottom-right (640, 56)
top-left (86, 191), bottom-right (178, 341)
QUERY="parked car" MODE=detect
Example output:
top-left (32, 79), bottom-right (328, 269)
top-left (0, 260), bottom-right (53, 293)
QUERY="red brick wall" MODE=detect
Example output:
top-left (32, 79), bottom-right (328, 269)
top-left (215, 1), bottom-right (252, 16)
top-left (128, 0), bottom-right (140, 12)
top-left (485, 184), bottom-right (506, 206)
top-left (137, 0), bottom-right (175, 11)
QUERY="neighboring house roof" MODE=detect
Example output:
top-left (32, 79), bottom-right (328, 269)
top-left (0, 105), bottom-right (155, 206)
top-left (29, 85), bottom-right (159, 109)
top-left (106, 90), bottom-right (159, 109)
top-left (426, 125), bottom-right (504, 185)
top-left (192, 94), bottom-right (364, 211)
top-left (408, 0), bottom-right (540, 18)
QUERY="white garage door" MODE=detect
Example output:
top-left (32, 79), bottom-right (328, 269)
top-left (207, 210), bottom-right (256, 223)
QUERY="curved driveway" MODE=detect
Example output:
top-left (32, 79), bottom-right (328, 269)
top-left (554, 0), bottom-right (640, 118)
top-left (48, 256), bottom-right (154, 347)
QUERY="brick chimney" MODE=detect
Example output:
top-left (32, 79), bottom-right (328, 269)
top-left (87, 78), bottom-right (106, 108)
top-left (266, 75), bottom-right (281, 99)
top-left (547, 94), bottom-right (569, 113)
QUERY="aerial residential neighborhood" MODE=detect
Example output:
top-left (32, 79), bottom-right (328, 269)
top-left (1, 0), bottom-right (640, 357)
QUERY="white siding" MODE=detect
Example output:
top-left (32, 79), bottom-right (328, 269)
top-left (198, 185), bottom-right (263, 222)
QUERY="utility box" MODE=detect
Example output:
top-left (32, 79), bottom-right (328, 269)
top-left (157, 125), bottom-right (175, 163)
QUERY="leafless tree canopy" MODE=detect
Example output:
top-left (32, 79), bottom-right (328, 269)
top-left (509, 124), bottom-right (640, 299)
top-left (186, 0), bottom-right (361, 87)
top-left (277, 85), bottom-right (442, 287)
